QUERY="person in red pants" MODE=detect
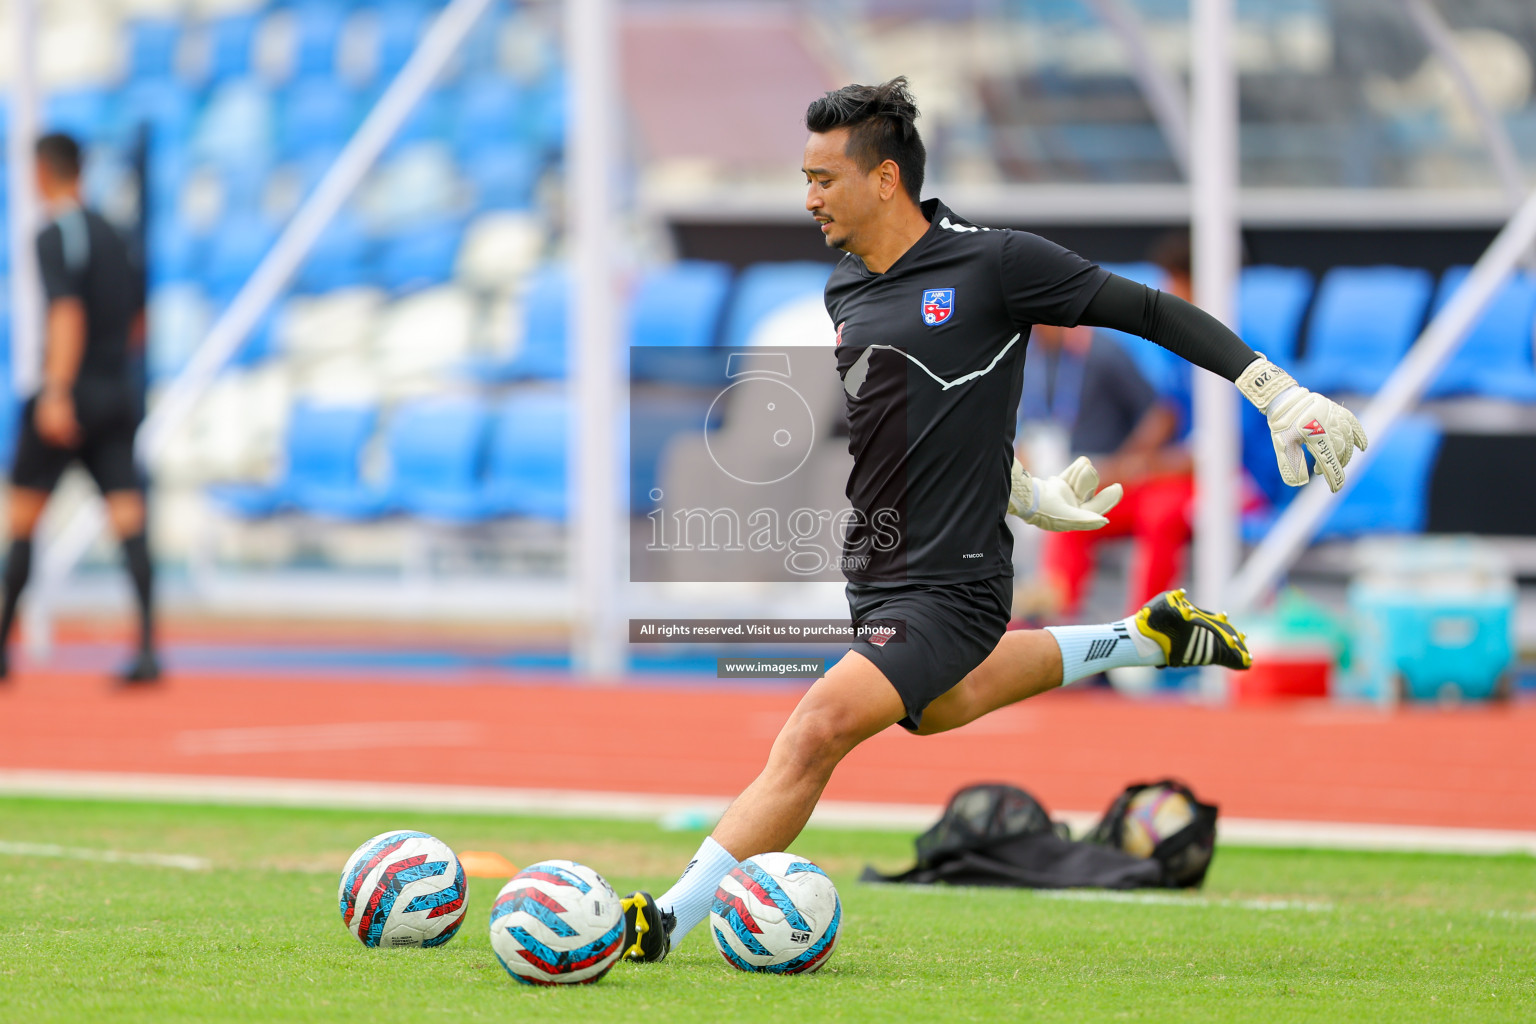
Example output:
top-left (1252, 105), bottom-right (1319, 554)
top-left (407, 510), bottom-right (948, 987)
top-left (1035, 234), bottom-right (1197, 618)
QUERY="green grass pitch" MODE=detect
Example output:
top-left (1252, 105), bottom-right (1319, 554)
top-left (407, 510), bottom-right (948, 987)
top-left (1, 797), bottom-right (1532, 1022)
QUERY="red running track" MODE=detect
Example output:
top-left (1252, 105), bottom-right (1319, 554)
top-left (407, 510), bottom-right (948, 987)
top-left (1, 669), bottom-right (1533, 830)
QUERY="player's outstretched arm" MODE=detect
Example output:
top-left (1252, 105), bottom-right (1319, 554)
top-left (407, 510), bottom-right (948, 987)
top-left (1078, 274), bottom-right (1369, 492)
top-left (1009, 456), bottom-right (1123, 531)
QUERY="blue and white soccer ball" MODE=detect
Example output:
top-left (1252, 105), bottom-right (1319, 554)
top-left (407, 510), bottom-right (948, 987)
top-left (338, 830), bottom-right (467, 948)
top-left (489, 859), bottom-right (626, 985)
top-left (710, 852), bottom-right (841, 973)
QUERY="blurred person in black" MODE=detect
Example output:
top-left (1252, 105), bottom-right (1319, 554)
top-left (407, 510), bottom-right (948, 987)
top-left (1, 133), bottom-right (158, 684)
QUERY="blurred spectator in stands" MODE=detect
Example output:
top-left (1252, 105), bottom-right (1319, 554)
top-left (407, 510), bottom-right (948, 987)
top-left (1028, 233), bottom-right (1196, 619)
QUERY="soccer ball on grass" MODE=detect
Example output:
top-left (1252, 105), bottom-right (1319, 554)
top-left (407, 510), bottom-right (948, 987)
top-left (338, 830), bottom-right (467, 948)
top-left (710, 852), bottom-right (841, 973)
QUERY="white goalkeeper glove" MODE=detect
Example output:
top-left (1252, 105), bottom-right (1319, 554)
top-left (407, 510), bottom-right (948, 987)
top-left (1236, 355), bottom-right (1369, 493)
top-left (1009, 456), bottom-right (1123, 532)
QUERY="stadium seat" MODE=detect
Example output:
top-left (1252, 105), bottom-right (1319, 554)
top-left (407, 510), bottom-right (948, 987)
top-left (277, 288), bottom-right (385, 362)
top-left (377, 219), bottom-right (463, 293)
top-left (456, 212), bottom-right (546, 291)
top-left (207, 12), bottom-right (262, 82)
top-left (452, 76), bottom-right (528, 155)
top-left (148, 283), bottom-right (210, 381)
top-left (127, 19), bottom-right (181, 82)
top-left (722, 262), bottom-right (834, 350)
top-left (296, 213), bottom-right (372, 293)
top-left (208, 401), bottom-right (381, 519)
top-left (291, 3), bottom-right (349, 79)
top-left (484, 391), bottom-right (568, 519)
top-left (204, 213), bottom-right (277, 304)
top-left (1296, 266), bottom-right (1434, 395)
top-left (1318, 414), bottom-right (1442, 538)
top-left (471, 266), bottom-right (567, 381)
top-left (374, 286), bottom-right (476, 390)
top-left (1239, 265), bottom-right (1313, 364)
top-left (123, 83), bottom-right (198, 158)
top-left (463, 143), bottom-right (542, 212)
top-left (387, 396), bottom-right (496, 522)
top-left (191, 79), bottom-right (275, 169)
top-left (629, 392), bottom-right (718, 512)
top-left (278, 77), bottom-right (359, 159)
top-left (362, 143), bottom-right (460, 229)
top-left (44, 90), bottom-right (115, 146)
top-left (1425, 267), bottom-right (1536, 400)
top-left (146, 217), bottom-right (203, 287)
top-left (286, 402), bottom-right (390, 520)
top-left (629, 261), bottom-right (734, 385)
top-left (375, 1), bottom-right (433, 82)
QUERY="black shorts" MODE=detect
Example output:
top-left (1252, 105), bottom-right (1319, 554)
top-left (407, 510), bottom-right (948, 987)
top-left (11, 383), bottom-right (143, 495)
top-left (846, 575), bottom-right (1012, 731)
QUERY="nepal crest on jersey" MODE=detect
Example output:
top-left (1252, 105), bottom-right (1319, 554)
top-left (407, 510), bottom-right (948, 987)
top-left (921, 288), bottom-right (955, 326)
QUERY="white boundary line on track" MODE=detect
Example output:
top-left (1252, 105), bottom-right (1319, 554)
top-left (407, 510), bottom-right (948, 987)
top-left (1, 769), bottom-right (1534, 856)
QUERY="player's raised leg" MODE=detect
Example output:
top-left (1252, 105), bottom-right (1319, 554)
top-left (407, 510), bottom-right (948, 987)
top-left (620, 650), bottom-right (907, 963)
top-left (917, 589), bottom-right (1251, 736)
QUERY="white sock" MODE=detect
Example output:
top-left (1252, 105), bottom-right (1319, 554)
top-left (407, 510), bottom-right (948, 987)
top-left (1047, 615), bottom-right (1164, 685)
top-left (657, 836), bottom-right (739, 947)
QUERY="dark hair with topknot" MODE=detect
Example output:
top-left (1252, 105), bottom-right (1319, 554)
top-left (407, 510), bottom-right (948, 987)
top-left (36, 132), bottom-right (82, 181)
top-left (805, 77), bottom-right (925, 203)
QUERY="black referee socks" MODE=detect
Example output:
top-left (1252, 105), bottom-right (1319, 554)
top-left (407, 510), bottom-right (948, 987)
top-left (121, 533), bottom-right (155, 656)
top-left (0, 538), bottom-right (34, 658)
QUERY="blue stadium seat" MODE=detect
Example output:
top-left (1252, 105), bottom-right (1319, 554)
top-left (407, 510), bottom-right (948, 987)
top-left (471, 266), bottom-right (567, 381)
top-left (377, 219), bottom-right (462, 293)
top-left (629, 261), bottom-right (734, 385)
top-left (278, 78), bottom-right (359, 159)
top-left (1425, 267), bottom-right (1536, 400)
top-left (375, 1), bottom-right (433, 82)
top-left (722, 262), bottom-right (833, 350)
top-left (291, 3), bottom-right (349, 79)
top-left (209, 402), bottom-right (383, 519)
top-left (629, 393), bottom-right (717, 512)
top-left (485, 391), bottom-right (567, 520)
top-left (191, 80), bottom-right (275, 169)
top-left (204, 213), bottom-right (277, 304)
top-left (526, 72), bottom-right (568, 155)
top-left (127, 19), bottom-right (181, 81)
top-left (147, 216), bottom-right (203, 287)
top-left (1317, 415), bottom-right (1442, 538)
top-left (119, 80), bottom-right (199, 148)
top-left (463, 143), bottom-right (541, 211)
top-left (1239, 265), bottom-right (1313, 363)
top-left (207, 12), bottom-right (261, 82)
top-left (297, 213), bottom-right (371, 293)
top-left (1297, 266), bottom-right (1434, 395)
top-left (287, 402), bottom-right (390, 520)
top-left (452, 76), bottom-right (527, 155)
top-left (387, 397), bottom-right (496, 522)
top-left (386, 87), bottom-right (452, 153)
top-left (45, 90), bottom-right (115, 145)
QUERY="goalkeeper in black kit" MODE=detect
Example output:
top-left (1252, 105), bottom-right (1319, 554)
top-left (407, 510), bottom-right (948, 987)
top-left (617, 79), bottom-right (1369, 961)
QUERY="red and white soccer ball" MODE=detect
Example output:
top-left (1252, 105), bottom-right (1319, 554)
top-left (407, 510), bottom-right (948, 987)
top-left (338, 830), bottom-right (467, 948)
top-left (710, 852), bottom-right (841, 974)
top-left (489, 860), bottom-right (626, 985)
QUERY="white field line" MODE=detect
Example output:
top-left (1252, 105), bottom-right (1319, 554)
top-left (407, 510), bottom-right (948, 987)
top-left (1033, 889), bottom-right (1332, 912)
top-left (0, 839), bottom-right (210, 871)
top-left (174, 721), bottom-right (481, 756)
top-left (1, 770), bottom-right (1534, 855)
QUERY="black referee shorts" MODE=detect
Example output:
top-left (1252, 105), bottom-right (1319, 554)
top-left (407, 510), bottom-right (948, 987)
top-left (11, 384), bottom-right (143, 495)
top-left (845, 575), bottom-right (1012, 732)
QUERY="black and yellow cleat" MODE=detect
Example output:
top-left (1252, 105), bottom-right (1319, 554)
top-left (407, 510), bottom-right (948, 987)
top-left (620, 891), bottom-right (674, 963)
top-left (1134, 589), bottom-right (1252, 670)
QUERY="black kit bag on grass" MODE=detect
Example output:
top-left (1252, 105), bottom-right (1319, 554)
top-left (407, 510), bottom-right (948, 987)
top-left (1083, 779), bottom-right (1219, 889)
top-left (860, 783), bottom-right (1164, 890)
